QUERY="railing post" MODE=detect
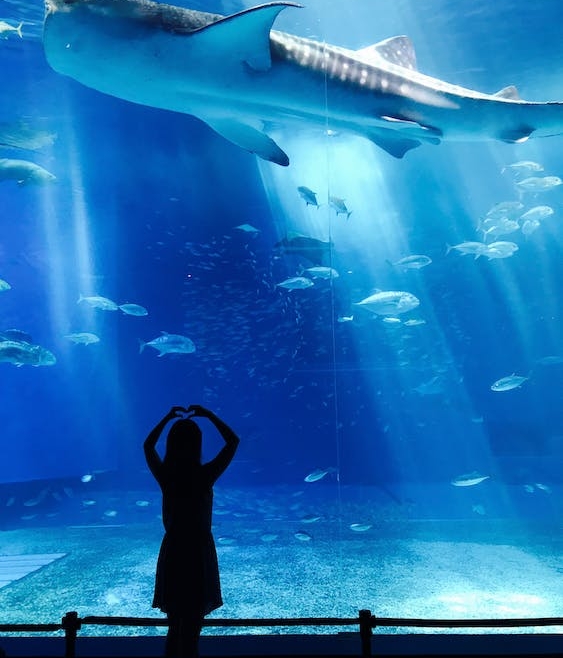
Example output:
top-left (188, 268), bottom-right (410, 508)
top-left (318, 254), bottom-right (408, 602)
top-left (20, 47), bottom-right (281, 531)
top-left (62, 611), bottom-right (81, 658)
top-left (359, 609), bottom-right (372, 658)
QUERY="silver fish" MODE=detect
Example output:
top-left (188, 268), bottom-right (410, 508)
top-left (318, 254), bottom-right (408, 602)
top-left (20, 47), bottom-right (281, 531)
top-left (119, 303), bottom-right (148, 316)
top-left (329, 196), bottom-right (352, 219)
top-left (392, 254), bottom-right (432, 269)
top-left (521, 218), bottom-right (541, 236)
top-left (451, 472), bottom-right (490, 487)
top-left (0, 339), bottom-right (56, 367)
top-left (64, 332), bottom-right (100, 345)
top-left (234, 223), bottom-right (260, 233)
top-left (519, 205), bottom-right (554, 222)
top-left (516, 176), bottom-right (562, 192)
top-left (140, 331), bottom-right (196, 356)
top-left (446, 241), bottom-right (489, 258)
top-left (484, 241), bottom-right (519, 259)
top-left (502, 160), bottom-right (544, 175)
top-left (78, 294), bottom-right (119, 311)
top-left (304, 266), bottom-right (339, 279)
top-left (297, 186), bottom-right (319, 207)
top-left (490, 374), bottom-right (528, 391)
top-left (0, 158), bottom-right (56, 185)
top-left (0, 20), bottom-right (23, 39)
top-left (304, 467), bottom-right (336, 483)
top-left (355, 290), bottom-right (420, 316)
top-left (276, 276), bottom-right (314, 290)
top-left (349, 523), bottom-right (372, 532)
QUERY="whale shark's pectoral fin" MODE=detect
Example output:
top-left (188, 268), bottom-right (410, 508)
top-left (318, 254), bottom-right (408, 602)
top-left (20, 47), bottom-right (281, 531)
top-left (203, 116), bottom-right (290, 165)
top-left (364, 129), bottom-right (423, 158)
top-left (190, 2), bottom-right (301, 72)
top-left (498, 125), bottom-right (535, 144)
top-left (355, 36), bottom-right (418, 70)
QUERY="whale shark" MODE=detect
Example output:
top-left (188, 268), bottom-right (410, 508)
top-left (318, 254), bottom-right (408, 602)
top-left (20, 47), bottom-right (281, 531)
top-left (43, 0), bottom-right (563, 166)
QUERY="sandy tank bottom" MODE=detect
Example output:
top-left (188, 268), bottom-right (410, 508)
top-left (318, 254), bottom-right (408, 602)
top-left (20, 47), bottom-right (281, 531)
top-left (0, 509), bottom-right (561, 636)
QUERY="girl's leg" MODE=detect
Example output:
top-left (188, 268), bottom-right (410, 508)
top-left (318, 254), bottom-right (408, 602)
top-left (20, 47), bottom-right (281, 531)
top-left (164, 612), bottom-right (181, 658)
top-left (165, 613), bottom-right (203, 658)
top-left (180, 615), bottom-right (203, 658)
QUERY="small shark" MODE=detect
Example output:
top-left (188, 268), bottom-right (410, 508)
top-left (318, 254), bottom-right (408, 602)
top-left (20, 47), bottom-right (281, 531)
top-left (43, 0), bottom-right (563, 166)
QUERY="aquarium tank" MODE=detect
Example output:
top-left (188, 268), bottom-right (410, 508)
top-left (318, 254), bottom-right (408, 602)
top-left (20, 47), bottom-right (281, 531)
top-left (0, 0), bottom-right (563, 638)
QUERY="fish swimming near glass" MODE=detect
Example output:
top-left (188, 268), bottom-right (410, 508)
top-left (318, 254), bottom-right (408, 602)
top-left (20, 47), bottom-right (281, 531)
top-left (297, 186), bottom-right (319, 207)
top-left (451, 472), bottom-right (490, 487)
top-left (274, 232), bottom-right (333, 266)
top-left (0, 339), bottom-right (56, 367)
top-left (355, 290), bottom-right (420, 316)
top-left (276, 275), bottom-right (314, 290)
top-left (0, 158), bottom-right (56, 185)
top-left (64, 332), bottom-right (101, 345)
top-left (490, 374), bottom-right (528, 392)
top-left (42, 0), bottom-right (563, 166)
top-left (139, 331), bottom-right (196, 356)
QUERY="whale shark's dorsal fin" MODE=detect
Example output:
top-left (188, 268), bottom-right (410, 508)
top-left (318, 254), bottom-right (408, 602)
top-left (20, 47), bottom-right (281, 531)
top-left (355, 36), bottom-right (418, 71)
top-left (189, 2), bottom-right (301, 72)
top-left (493, 85), bottom-right (521, 100)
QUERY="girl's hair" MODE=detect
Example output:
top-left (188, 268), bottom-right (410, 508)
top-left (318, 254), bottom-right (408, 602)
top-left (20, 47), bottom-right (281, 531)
top-left (164, 418), bottom-right (202, 466)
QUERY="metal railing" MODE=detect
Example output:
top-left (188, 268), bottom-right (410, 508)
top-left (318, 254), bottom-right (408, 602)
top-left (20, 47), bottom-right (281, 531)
top-left (0, 610), bottom-right (561, 657)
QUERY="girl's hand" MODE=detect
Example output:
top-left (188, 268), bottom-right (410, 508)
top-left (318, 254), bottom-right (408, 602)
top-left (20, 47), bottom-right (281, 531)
top-left (186, 404), bottom-right (212, 418)
top-left (166, 406), bottom-right (188, 419)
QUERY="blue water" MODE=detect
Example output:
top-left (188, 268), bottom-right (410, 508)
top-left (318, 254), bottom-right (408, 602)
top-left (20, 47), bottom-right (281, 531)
top-left (1, 0), bottom-right (563, 632)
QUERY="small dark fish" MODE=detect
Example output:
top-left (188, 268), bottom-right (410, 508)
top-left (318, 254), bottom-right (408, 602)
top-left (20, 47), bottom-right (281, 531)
top-left (300, 514), bottom-right (322, 524)
top-left (23, 487), bottom-right (50, 507)
top-left (294, 530), bottom-right (313, 542)
top-left (451, 471), bottom-right (490, 487)
top-left (119, 303), bottom-right (148, 316)
top-left (329, 196), bottom-right (352, 219)
top-left (0, 329), bottom-right (32, 343)
top-left (217, 536), bottom-right (237, 545)
top-left (274, 232), bottom-right (333, 266)
top-left (304, 467), bottom-right (337, 483)
top-left (297, 186), bottom-right (319, 207)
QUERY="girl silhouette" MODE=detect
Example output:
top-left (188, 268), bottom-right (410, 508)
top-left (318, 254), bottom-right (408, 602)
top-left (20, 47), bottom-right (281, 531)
top-left (144, 404), bottom-right (240, 658)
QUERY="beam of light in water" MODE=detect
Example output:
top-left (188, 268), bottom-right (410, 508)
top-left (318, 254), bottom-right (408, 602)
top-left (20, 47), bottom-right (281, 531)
top-left (39, 177), bottom-right (69, 343)
top-left (40, 111), bottom-right (96, 341)
top-left (37, 88), bottom-right (126, 473)
top-left (258, 129), bottom-right (501, 494)
top-left (254, 3), bottom-right (563, 602)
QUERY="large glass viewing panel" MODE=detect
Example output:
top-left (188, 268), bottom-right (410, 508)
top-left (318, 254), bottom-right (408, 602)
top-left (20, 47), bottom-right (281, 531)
top-left (1, 0), bottom-right (563, 636)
